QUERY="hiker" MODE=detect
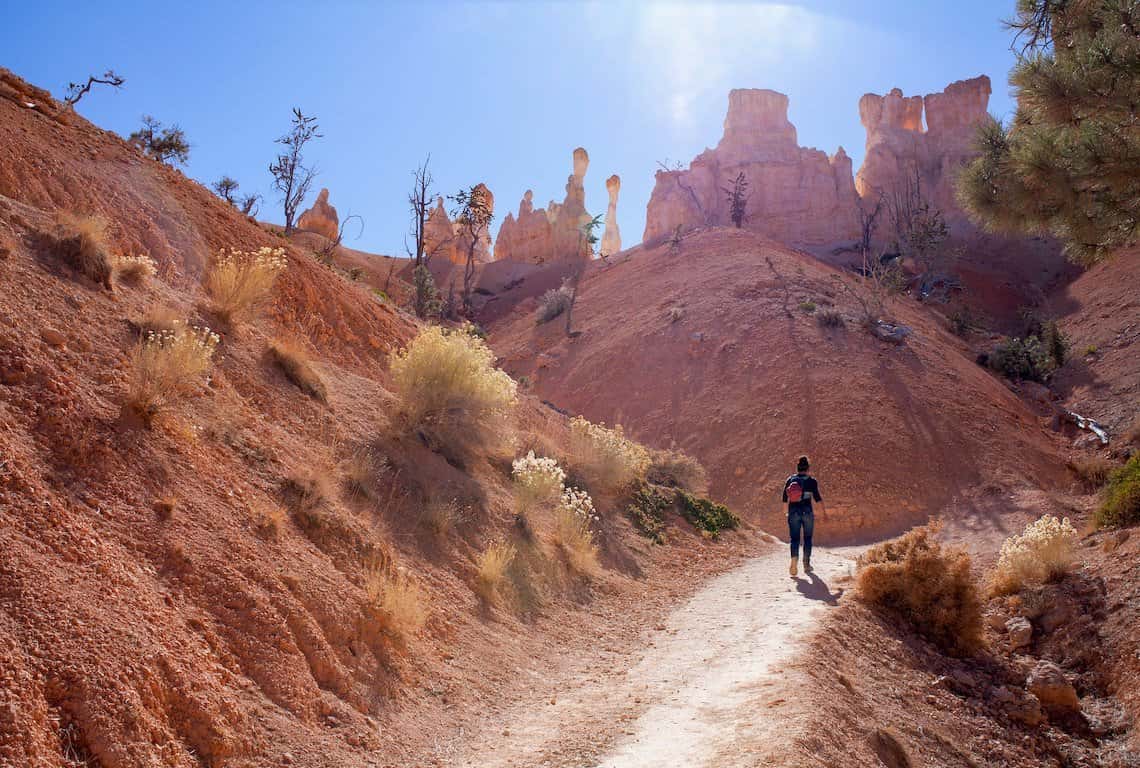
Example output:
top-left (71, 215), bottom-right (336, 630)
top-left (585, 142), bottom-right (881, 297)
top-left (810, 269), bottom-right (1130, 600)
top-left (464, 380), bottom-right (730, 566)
top-left (783, 455), bottom-right (823, 577)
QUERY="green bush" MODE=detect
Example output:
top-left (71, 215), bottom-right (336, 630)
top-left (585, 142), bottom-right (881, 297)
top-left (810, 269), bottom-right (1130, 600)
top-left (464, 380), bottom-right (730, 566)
top-left (798, 300), bottom-right (816, 313)
top-left (677, 491), bottom-right (738, 537)
top-left (627, 484), bottom-right (671, 543)
top-left (988, 336), bottom-right (1056, 382)
top-left (1098, 455), bottom-right (1140, 528)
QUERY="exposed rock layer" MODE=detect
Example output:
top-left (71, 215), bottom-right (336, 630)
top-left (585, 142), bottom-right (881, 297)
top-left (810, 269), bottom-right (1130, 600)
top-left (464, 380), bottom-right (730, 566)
top-left (296, 188), bottom-right (339, 240)
top-left (644, 77), bottom-right (992, 244)
top-left (602, 174), bottom-right (622, 256)
top-left (495, 147), bottom-right (598, 263)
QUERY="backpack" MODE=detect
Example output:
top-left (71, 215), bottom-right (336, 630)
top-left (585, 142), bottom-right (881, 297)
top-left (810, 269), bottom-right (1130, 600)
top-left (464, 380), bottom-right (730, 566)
top-left (786, 476), bottom-right (807, 504)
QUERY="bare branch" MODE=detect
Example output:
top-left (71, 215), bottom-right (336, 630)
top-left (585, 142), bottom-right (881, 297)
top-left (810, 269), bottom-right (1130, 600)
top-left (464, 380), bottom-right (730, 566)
top-left (64, 70), bottom-right (124, 107)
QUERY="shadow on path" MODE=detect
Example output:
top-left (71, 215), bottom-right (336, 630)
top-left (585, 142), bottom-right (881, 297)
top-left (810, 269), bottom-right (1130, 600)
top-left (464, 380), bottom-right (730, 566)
top-left (794, 572), bottom-right (844, 606)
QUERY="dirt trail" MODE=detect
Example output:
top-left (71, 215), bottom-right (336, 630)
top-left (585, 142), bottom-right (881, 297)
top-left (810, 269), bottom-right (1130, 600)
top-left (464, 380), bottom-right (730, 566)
top-left (457, 542), bottom-right (859, 768)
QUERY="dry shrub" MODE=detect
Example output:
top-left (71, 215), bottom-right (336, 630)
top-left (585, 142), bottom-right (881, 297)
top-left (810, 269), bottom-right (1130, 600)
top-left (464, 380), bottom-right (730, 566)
top-left (268, 338), bottom-right (328, 403)
top-left (647, 448), bottom-right (708, 494)
top-left (54, 212), bottom-right (112, 288)
top-left (511, 451), bottom-right (566, 517)
top-left (131, 306), bottom-right (181, 336)
top-left (475, 540), bottom-right (516, 601)
top-left (553, 487), bottom-right (599, 574)
top-left (569, 416), bottom-right (650, 492)
top-left (420, 498), bottom-right (465, 537)
top-left (154, 496), bottom-right (177, 520)
top-left (253, 503), bottom-right (286, 540)
top-left (113, 253), bottom-right (157, 286)
top-left (284, 464), bottom-right (336, 531)
top-left (390, 325), bottom-right (517, 451)
top-left (817, 309), bottom-right (845, 328)
top-left (366, 567), bottom-right (427, 637)
top-left (204, 246), bottom-right (287, 324)
top-left (1098, 454), bottom-right (1140, 528)
top-left (343, 447), bottom-right (376, 500)
top-left (1068, 456), bottom-right (1114, 492)
top-left (857, 524), bottom-right (983, 655)
top-left (535, 286), bottom-right (573, 324)
top-left (990, 515), bottom-right (1077, 595)
top-left (124, 325), bottom-right (220, 427)
top-left (867, 728), bottom-right (912, 768)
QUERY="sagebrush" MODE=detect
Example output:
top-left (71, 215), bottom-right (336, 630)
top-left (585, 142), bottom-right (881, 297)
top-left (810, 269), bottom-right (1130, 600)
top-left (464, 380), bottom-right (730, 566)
top-left (569, 416), bottom-right (650, 492)
top-left (554, 486), bottom-right (599, 573)
top-left (390, 325), bottom-right (517, 450)
top-left (114, 253), bottom-right (157, 285)
top-left (857, 525), bottom-right (983, 655)
top-left (536, 286), bottom-right (573, 324)
top-left (512, 451), bottom-right (566, 515)
top-left (647, 449), bottom-right (708, 494)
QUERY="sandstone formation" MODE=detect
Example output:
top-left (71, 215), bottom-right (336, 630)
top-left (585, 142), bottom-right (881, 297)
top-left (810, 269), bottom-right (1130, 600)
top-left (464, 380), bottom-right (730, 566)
top-left (296, 187), bottom-right (339, 240)
top-left (856, 76), bottom-right (992, 219)
top-left (452, 182), bottom-right (495, 264)
top-left (423, 196), bottom-right (458, 264)
top-left (642, 89), bottom-right (860, 245)
top-left (601, 174), bottom-right (621, 256)
top-left (494, 147), bottom-right (596, 263)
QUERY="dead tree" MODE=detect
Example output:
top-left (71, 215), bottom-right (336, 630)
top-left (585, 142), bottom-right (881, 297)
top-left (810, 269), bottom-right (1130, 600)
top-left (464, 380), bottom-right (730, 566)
top-left (723, 171), bottom-right (749, 228)
top-left (239, 193), bottom-right (261, 218)
top-left (563, 265), bottom-right (585, 337)
top-left (856, 196), bottom-right (884, 276)
top-left (64, 70), bottom-right (124, 106)
top-left (450, 185), bottom-right (494, 316)
top-left (317, 214), bottom-right (364, 263)
top-left (269, 108), bottom-right (321, 234)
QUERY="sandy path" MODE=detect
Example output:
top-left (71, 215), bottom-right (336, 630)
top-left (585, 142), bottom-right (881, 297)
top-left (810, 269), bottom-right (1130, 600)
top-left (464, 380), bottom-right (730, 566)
top-left (456, 543), bottom-right (858, 768)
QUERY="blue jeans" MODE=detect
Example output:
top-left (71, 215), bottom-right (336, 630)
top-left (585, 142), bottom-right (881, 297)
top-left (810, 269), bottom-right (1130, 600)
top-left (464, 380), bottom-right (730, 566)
top-left (788, 507), bottom-right (814, 560)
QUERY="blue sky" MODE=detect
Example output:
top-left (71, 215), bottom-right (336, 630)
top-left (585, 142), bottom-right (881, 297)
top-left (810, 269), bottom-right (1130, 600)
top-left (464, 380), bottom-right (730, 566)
top-left (6, 1), bottom-right (1021, 256)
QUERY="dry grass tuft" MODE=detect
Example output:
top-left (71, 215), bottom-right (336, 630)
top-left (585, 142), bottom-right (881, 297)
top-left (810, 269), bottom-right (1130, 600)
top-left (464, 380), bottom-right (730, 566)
top-left (857, 524), bottom-right (983, 656)
top-left (343, 447), bottom-right (377, 500)
top-left (1068, 456), bottom-right (1114, 492)
top-left (204, 246), bottom-right (287, 324)
top-left (131, 306), bottom-right (182, 337)
top-left (54, 212), bottom-right (113, 288)
top-left (475, 540), bottom-right (516, 601)
top-left (366, 567), bottom-right (428, 637)
top-left (113, 253), bottom-right (157, 286)
top-left (390, 325), bottom-right (517, 452)
top-left (647, 448), bottom-right (708, 494)
top-left (420, 498), bottom-right (466, 537)
top-left (536, 286), bottom-right (574, 324)
top-left (989, 515), bottom-right (1077, 595)
top-left (253, 503), bottom-right (286, 540)
top-left (553, 487), bottom-right (599, 574)
top-left (268, 338), bottom-right (328, 403)
top-left (124, 325), bottom-right (220, 427)
top-left (569, 416), bottom-right (650, 493)
top-left (867, 728), bottom-right (913, 768)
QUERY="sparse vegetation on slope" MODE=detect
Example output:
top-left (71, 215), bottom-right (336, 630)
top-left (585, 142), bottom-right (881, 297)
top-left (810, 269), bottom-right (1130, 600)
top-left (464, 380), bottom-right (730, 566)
top-left (204, 246), bottom-right (288, 324)
top-left (569, 416), bottom-right (650, 493)
top-left (123, 325), bottom-right (220, 427)
top-left (390, 324), bottom-right (518, 451)
top-left (857, 525), bottom-right (983, 656)
top-left (990, 515), bottom-right (1077, 595)
top-left (53, 212), bottom-right (113, 288)
top-left (268, 337), bottom-right (328, 403)
top-left (1098, 454), bottom-right (1140, 528)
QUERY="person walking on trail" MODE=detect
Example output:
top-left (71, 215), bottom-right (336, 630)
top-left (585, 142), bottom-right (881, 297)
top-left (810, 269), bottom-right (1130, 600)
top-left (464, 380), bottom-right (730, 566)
top-left (783, 456), bottom-right (823, 577)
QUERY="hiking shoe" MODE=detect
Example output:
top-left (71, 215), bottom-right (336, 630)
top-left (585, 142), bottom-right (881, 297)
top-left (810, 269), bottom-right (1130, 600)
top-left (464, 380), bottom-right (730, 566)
top-left (804, 559), bottom-right (814, 574)
top-left (789, 557), bottom-right (798, 577)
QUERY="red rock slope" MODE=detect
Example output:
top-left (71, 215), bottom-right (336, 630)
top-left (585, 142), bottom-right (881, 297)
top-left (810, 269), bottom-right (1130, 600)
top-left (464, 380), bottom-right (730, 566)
top-left (490, 228), bottom-right (1067, 541)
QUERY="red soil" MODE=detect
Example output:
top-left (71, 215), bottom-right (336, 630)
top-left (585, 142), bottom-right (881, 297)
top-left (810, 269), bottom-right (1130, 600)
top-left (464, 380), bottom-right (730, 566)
top-left (0, 69), bottom-right (762, 767)
top-left (490, 228), bottom-right (1069, 543)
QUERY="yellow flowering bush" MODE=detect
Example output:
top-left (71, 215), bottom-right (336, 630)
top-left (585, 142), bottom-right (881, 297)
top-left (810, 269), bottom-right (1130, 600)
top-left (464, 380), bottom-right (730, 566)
top-left (125, 324), bottom-right (220, 426)
top-left (205, 246), bottom-right (287, 323)
top-left (569, 416), bottom-right (650, 491)
top-left (991, 515), bottom-right (1078, 594)
top-left (390, 325), bottom-right (517, 450)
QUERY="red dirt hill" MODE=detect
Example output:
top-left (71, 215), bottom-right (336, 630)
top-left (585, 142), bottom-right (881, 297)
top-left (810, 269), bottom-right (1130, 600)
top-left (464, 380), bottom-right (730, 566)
top-left (490, 228), bottom-right (1068, 542)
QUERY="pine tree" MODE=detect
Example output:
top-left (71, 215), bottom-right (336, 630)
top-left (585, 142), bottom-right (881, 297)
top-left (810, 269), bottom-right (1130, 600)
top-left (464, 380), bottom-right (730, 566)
top-left (956, 0), bottom-right (1140, 265)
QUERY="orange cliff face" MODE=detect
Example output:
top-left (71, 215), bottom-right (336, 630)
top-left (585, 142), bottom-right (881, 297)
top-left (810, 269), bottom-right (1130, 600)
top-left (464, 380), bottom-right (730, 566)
top-left (643, 76), bottom-right (994, 247)
top-left (642, 88), bottom-right (861, 246)
top-left (856, 76), bottom-right (993, 220)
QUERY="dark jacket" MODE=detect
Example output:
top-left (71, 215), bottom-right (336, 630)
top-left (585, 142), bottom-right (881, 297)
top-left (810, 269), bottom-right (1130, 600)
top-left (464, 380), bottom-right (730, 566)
top-left (782, 473), bottom-right (822, 513)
